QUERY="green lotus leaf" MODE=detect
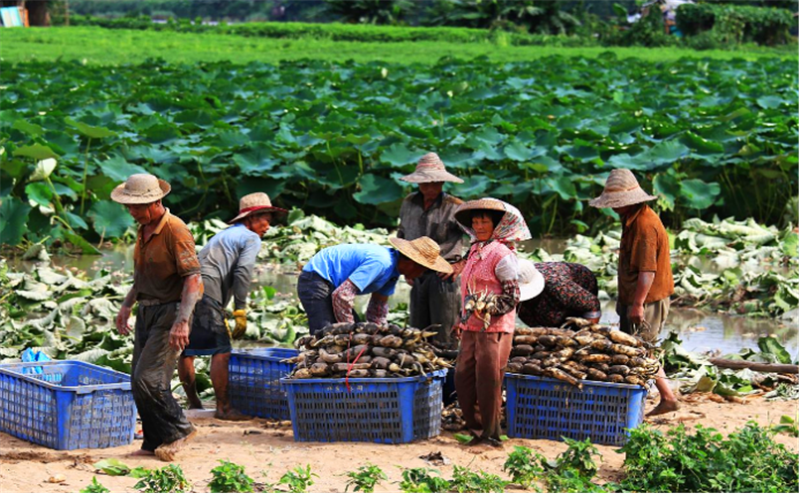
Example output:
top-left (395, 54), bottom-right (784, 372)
top-left (88, 200), bottom-right (135, 238)
top-left (99, 156), bottom-right (148, 183)
top-left (679, 179), bottom-right (721, 210)
top-left (380, 143), bottom-right (423, 168)
top-left (12, 120), bottom-right (45, 137)
top-left (353, 173), bottom-right (403, 205)
top-left (64, 117), bottom-right (117, 139)
top-left (13, 144), bottom-right (59, 161)
top-left (0, 197), bottom-right (32, 245)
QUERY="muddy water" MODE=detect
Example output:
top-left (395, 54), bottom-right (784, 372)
top-left (9, 247), bottom-right (798, 358)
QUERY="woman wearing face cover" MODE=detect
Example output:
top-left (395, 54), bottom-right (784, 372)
top-left (452, 198), bottom-right (531, 447)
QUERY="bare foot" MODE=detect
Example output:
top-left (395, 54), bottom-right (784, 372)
top-left (154, 429), bottom-right (198, 462)
top-left (188, 404), bottom-right (205, 410)
top-left (128, 449), bottom-right (155, 457)
top-left (214, 409), bottom-right (252, 421)
top-left (646, 400), bottom-right (679, 417)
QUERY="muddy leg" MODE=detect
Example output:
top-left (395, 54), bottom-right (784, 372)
top-left (177, 355), bottom-right (204, 410)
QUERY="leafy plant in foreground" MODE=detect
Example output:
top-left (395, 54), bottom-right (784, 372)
top-left (502, 445), bottom-right (545, 488)
top-left (278, 465), bottom-right (317, 493)
top-left (344, 463), bottom-right (387, 493)
top-left (134, 464), bottom-right (191, 493)
top-left (398, 467), bottom-right (450, 493)
top-left (551, 437), bottom-right (602, 478)
top-left (208, 460), bottom-right (255, 493)
top-left (80, 477), bottom-right (110, 493)
top-left (617, 422), bottom-right (799, 492)
top-left (449, 465), bottom-right (508, 493)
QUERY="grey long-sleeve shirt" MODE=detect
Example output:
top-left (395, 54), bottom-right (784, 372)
top-left (198, 223), bottom-right (261, 310)
top-left (397, 192), bottom-right (466, 262)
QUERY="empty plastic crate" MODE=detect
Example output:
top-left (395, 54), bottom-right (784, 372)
top-left (0, 360), bottom-right (136, 450)
top-left (505, 373), bottom-right (647, 446)
top-left (228, 347), bottom-right (298, 420)
top-left (281, 370), bottom-right (446, 444)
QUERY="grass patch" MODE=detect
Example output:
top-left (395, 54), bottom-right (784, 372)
top-left (1, 27), bottom-right (795, 65)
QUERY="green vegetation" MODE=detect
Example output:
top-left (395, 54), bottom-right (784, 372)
top-left (661, 331), bottom-right (798, 398)
top-left (398, 467), bottom-right (451, 493)
top-left (344, 464), bottom-right (388, 493)
top-left (449, 465), bottom-right (509, 493)
top-left (277, 465), bottom-right (318, 493)
top-left (616, 422), bottom-right (799, 492)
top-left (79, 477), bottom-right (110, 494)
top-left (502, 446), bottom-right (545, 488)
top-left (208, 460), bottom-right (255, 493)
top-left (134, 464), bottom-right (192, 493)
top-left (2, 54), bottom-right (796, 250)
top-left (534, 216), bottom-right (799, 318)
top-left (677, 2), bottom-right (795, 46)
top-left (3, 26), bottom-right (795, 66)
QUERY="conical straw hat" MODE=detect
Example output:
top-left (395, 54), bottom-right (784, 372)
top-left (399, 153), bottom-right (463, 184)
top-left (389, 236), bottom-right (453, 274)
top-left (589, 169), bottom-right (657, 209)
top-left (229, 192), bottom-right (288, 224)
top-left (111, 174), bottom-right (171, 205)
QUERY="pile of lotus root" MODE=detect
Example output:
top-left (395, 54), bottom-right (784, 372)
top-left (505, 317), bottom-right (660, 388)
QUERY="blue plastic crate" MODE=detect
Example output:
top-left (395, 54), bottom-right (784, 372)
top-left (281, 370), bottom-right (446, 444)
top-left (0, 360), bottom-right (136, 450)
top-left (228, 347), bottom-right (299, 420)
top-left (505, 373), bottom-right (647, 446)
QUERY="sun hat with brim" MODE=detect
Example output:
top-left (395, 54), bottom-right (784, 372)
top-left (229, 192), bottom-right (288, 224)
top-left (589, 169), bottom-right (657, 209)
top-left (454, 198), bottom-right (532, 244)
top-left (518, 258), bottom-right (545, 302)
top-left (453, 198), bottom-right (506, 230)
top-left (111, 173), bottom-right (171, 205)
top-left (389, 236), bottom-right (453, 274)
top-left (399, 152), bottom-right (464, 184)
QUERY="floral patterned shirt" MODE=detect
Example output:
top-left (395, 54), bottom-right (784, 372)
top-left (517, 262), bottom-right (600, 328)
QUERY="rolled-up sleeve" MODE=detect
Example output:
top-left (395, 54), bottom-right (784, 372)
top-left (173, 226), bottom-right (201, 277)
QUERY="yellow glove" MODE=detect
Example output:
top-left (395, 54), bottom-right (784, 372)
top-left (232, 309), bottom-right (248, 339)
top-left (223, 318), bottom-right (232, 339)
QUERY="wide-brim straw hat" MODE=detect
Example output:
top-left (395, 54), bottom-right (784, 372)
top-left (229, 192), bottom-right (288, 224)
top-left (589, 169), bottom-right (657, 209)
top-left (389, 236), bottom-right (453, 274)
top-left (518, 258), bottom-right (545, 302)
top-left (111, 173), bottom-right (171, 205)
top-left (399, 152), bottom-right (463, 184)
top-left (453, 198), bottom-right (506, 229)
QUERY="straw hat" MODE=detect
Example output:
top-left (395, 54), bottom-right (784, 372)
top-left (389, 236), bottom-right (453, 274)
top-left (399, 153), bottom-right (464, 184)
top-left (229, 192), bottom-right (288, 224)
top-left (589, 169), bottom-right (657, 209)
top-left (453, 198), bottom-right (506, 229)
top-left (518, 258), bottom-right (545, 302)
top-left (111, 174), bottom-right (171, 205)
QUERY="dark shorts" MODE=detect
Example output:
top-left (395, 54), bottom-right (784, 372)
top-left (183, 295), bottom-right (231, 356)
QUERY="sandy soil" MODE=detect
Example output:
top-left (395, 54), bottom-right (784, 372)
top-left (1, 393), bottom-right (797, 493)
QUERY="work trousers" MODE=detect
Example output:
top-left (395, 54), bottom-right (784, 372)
top-left (409, 271), bottom-right (461, 350)
top-left (132, 302), bottom-right (195, 452)
top-left (455, 331), bottom-right (513, 440)
top-left (617, 297), bottom-right (671, 344)
top-left (297, 271), bottom-right (358, 336)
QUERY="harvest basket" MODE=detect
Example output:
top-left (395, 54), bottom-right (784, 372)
top-left (281, 369), bottom-right (446, 444)
top-left (504, 373), bottom-right (647, 446)
top-left (0, 360), bottom-right (136, 450)
top-left (228, 347), bottom-right (298, 420)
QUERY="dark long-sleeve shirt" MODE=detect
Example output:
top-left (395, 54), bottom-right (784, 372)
top-left (517, 262), bottom-right (600, 328)
top-left (397, 192), bottom-right (465, 262)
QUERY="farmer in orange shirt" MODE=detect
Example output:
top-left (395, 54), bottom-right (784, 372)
top-left (590, 169), bottom-right (679, 416)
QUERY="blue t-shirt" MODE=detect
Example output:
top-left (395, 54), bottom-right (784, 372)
top-left (302, 244), bottom-right (400, 296)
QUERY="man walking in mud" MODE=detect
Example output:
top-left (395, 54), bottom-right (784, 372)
top-left (178, 193), bottom-right (286, 421)
top-left (590, 168), bottom-right (679, 416)
top-left (113, 173), bottom-right (203, 461)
